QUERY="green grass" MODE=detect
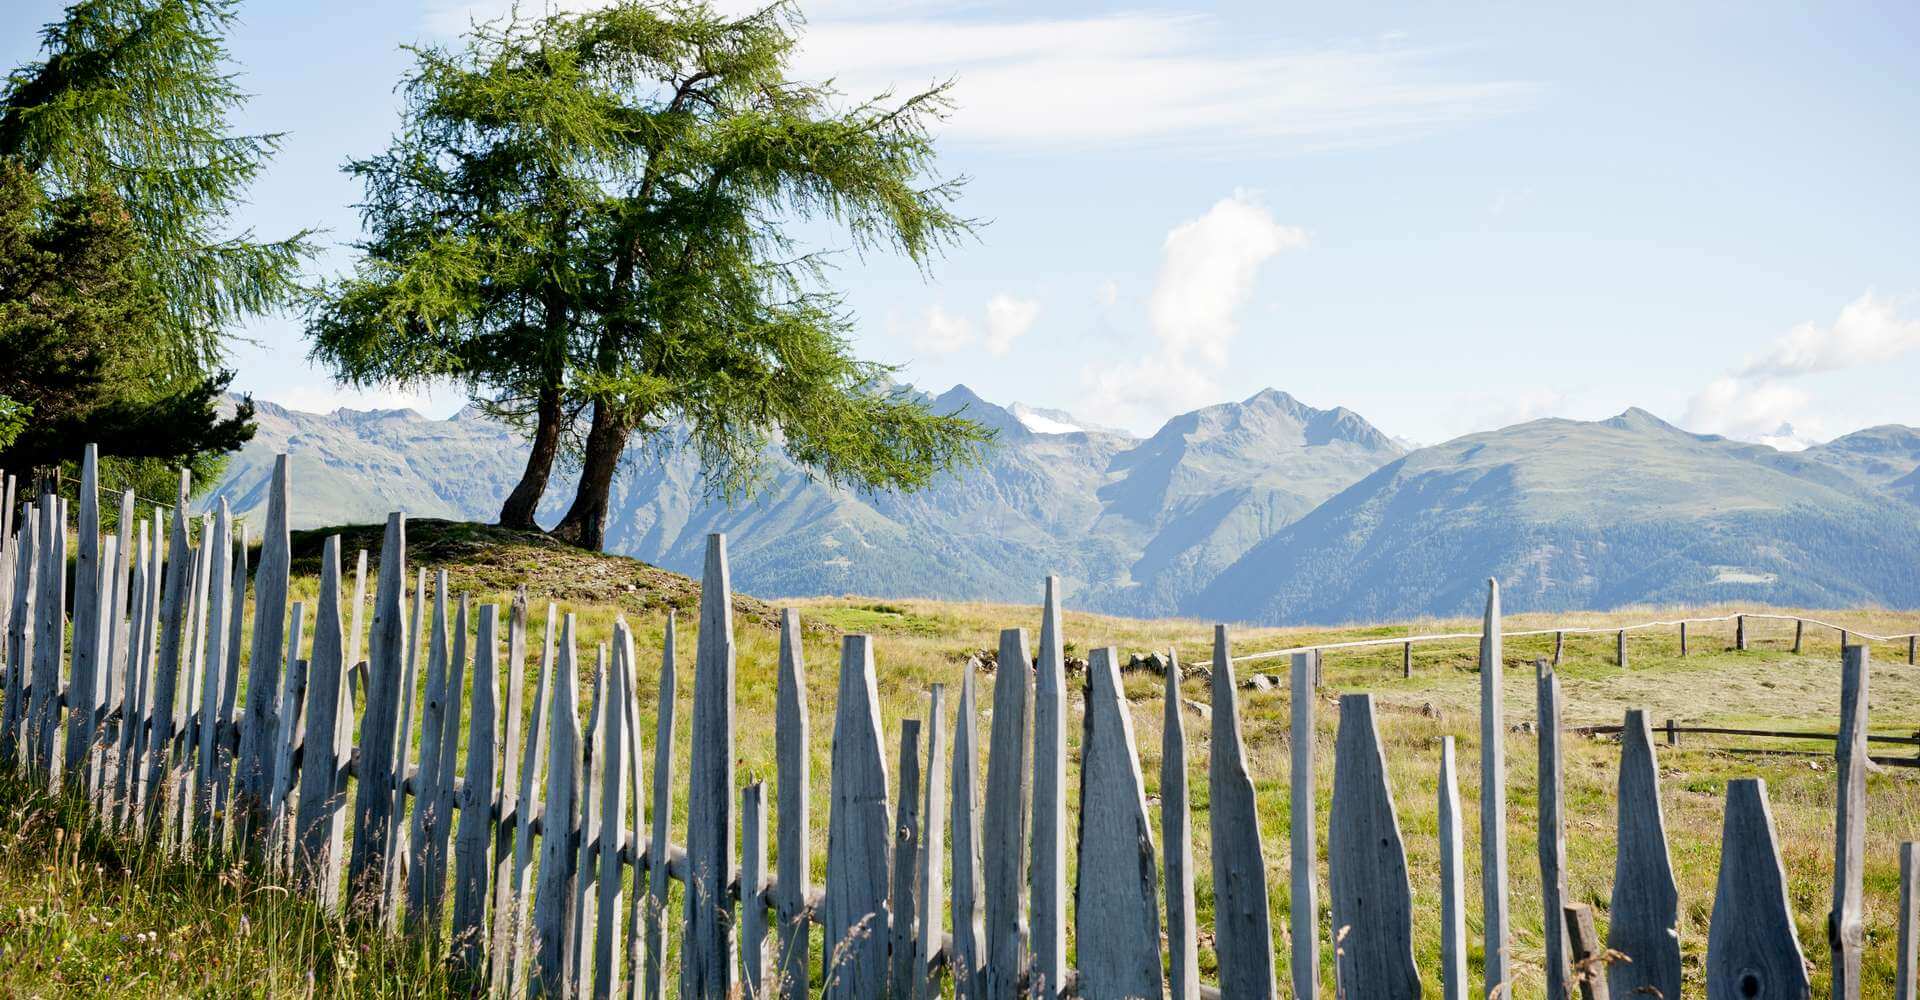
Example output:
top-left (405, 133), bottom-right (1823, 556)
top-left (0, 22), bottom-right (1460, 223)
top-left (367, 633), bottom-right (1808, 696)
top-left (9, 520), bottom-right (1920, 996)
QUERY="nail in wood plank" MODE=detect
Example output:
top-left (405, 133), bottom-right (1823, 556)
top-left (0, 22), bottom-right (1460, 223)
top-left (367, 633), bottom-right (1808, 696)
top-left (1164, 651), bottom-right (1200, 1000)
top-left (1210, 625), bottom-right (1278, 997)
top-left (1706, 779), bottom-right (1808, 998)
top-left (824, 633), bottom-right (891, 1000)
top-left (1074, 647), bottom-right (1162, 1000)
top-left (1607, 709), bottom-right (1679, 1000)
top-left (1328, 693), bottom-right (1420, 1000)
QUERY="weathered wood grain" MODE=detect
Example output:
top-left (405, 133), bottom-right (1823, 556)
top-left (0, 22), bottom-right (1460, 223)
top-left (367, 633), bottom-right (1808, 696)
top-left (297, 537), bottom-right (349, 910)
top-left (824, 633), bottom-right (891, 1000)
top-left (509, 602), bottom-right (557, 998)
top-left (533, 614), bottom-right (583, 997)
top-left (916, 685), bottom-right (949, 1000)
top-left (951, 660), bottom-right (986, 1000)
top-left (239, 457), bottom-right (290, 833)
top-left (432, 595), bottom-right (471, 926)
top-left (1164, 651), bottom-right (1200, 1000)
top-left (1538, 658), bottom-right (1570, 999)
top-left (982, 626), bottom-right (1032, 1000)
top-left (213, 522), bottom-right (247, 851)
top-left (741, 781), bottom-right (769, 997)
top-left (1209, 624), bottom-right (1278, 998)
top-left (348, 513), bottom-right (406, 917)
top-left (1899, 842), bottom-right (1918, 1000)
top-left (1030, 578), bottom-right (1068, 1000)
top-left (643, 612), bottom-right (677, 1000)
top-left (30, 496), bottom-right (67, 782)
top-left (383, 569), bottom-right (426, 927)
top-left (1328, 693), bottom-right (1420, 1000)
top-left (595, 642), bottom-right (631, 1000)
top-left (408, 575), bottom-right (452, 922)
top-left (1074, 647), bottom-right (1162, 1000)
top-left (1616, 629), bottom-right (1627, 668)
top-left (1439, 736), bottom-right (1468, 1000)
top-left (1831, 644), bottom-right (1868, 998)
top-left (572, 648), bottom-right (607, 998)
top-left (616, 623), bottom-right (646, 1000)
top-left (774, 608), bottom-right (812, 999)
top-left (453, 602), bottom-right (500, 979)
top-left (889, 719), bottom-right (924, 1000)
top-left (1706, 779), bottom-right (1809, 999)
top-left (1479, 579), bottom-right (1512, 997)
top-left (1564, 904), bottom-right (1610, 1000)
top-left (193, 501), bottom-right (233, 831)
top-left (65, 444), bottom-right (100, 779)
top-left (1291, 649), bottom-right (1318, 1000)
top-left (266, 606), bottom-right (310, 872)
top-left (1607, 709), bottom-right (1679, 1000)
top-left (682, 534), bottom-right (737, 999)
top-left (489, 589), bottom-right (530, 997)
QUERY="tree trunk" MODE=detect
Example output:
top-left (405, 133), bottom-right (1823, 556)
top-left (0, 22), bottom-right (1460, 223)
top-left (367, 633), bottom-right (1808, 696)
top-left (497, 384), bottom-right (565, 531)
top-left (550, 399), bottom-right (628, 550)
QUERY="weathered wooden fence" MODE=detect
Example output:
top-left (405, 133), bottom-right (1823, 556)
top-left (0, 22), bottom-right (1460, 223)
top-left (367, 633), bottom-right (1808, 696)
top-left (1, 445), bottom-right (1917, 999)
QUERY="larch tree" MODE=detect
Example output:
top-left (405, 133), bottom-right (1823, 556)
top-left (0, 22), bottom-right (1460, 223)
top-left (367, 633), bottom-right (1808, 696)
top-left (308, 0), bottom-right (992, 547)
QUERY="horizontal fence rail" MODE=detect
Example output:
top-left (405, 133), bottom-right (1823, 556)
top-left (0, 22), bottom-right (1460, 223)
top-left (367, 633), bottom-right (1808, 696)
top-left (2, 448), bottom-right (1919, 999)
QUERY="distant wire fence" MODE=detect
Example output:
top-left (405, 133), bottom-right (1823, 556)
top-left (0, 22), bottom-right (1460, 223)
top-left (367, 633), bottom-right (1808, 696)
top-left (5, 443), bottom-right (1920, 998)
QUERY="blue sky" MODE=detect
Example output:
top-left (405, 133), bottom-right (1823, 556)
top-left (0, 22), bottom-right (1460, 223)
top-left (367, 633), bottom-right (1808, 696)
top-left (7, 0), bottom-right (1918, 445)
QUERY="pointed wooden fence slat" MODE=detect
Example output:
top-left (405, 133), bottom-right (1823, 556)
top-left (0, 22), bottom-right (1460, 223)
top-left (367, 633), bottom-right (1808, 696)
top-left (1291, 649), bottom-right (1319, 1000)
top-left (774, 608), bottom-right (812, 999)
top-left (410, 575), bottom-right (452, 921)
top-left (97, 490), bottom-right (134, 808)
top-left (643, 612), bottom-right (678, 1000)
top-left (66, 444), bottom-right (101, 779)
top-left (488, 589), bottom-right (529, 995)
top-left (1, 500), bottom-right (33, 770)
top-left (982, 626), bottom-right (1033, 1000)
top-left (1163, 652), bottom-right (1200, 1000)
top-left (239, 457), bottom-right (291, 835)
top-left (741, 781), bottom-right (769, 997)
top-left (574, 646), bottom-right (607, 998)
top-left (1329, 693), bottom-right (1421, 1000)
top-left (1479, 579), bottom-right (1512, 998)
top-left (31, 495), bottom-right (69, 782)
top-left (1209, 624), bottom-right (1279, 998)
top-left (824, 633), bottom-right (891, 1000)
top-left (266, 605), bottom-right (310, 872)
top-left (1706, 779), bottom-right (1809, 998)
top-left (889, 719), bottom-right (924, 999)
top-left (617, 624), bottom-right (647, 1000)
top-left (383, 569), bottom-right (427, 927)
top-left (1538, 659), bottom-right (1570, 998)
top-left (509, 603), bottom-right (558, 998)
top-left (683, 534), bottom-right (737, 1000)
top-left (1074, 647), bottom-right (1161, 1000)
top-left (1438, 736), bottom-right (1468, 1000)
top-left (533, 613), bottom-right (583, 998)
top-left (1608, 709), bottom-right (1679, 999)
top-left (298, 537), bottom-right (350, 910)
top-left (916, 684), bottom-right (950, 1000)
top-left (214, 522), bottom-right (248, 850)
top-left (951, 659), bottom-right (987, 999)
top-left (350, 513), bottom-right (407, 916)
top-left (194, 501), bottom-right (233, 831)
top-left (433, 595), bottom-right (471, 926)
top-left (1031, 578), bottom-right (1069, 1000)
top-left (1831, 644), bottom-right (1868, 999)
top-left (111, 517), bottom-right (141, 824)
top-left (453, 601), bottom-right (501, 979)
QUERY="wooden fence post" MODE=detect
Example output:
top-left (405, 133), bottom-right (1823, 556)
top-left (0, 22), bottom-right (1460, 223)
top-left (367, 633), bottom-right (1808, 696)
top-left (952, 660), bottom-right (987, 999)
top-left (1402, 641), bottom-right (1411, 679)
top-left (1706, 779), bottom-right (1809, 997)
top-left (452, 602), bottom-right (500, 979)
top-left (265, 606), bottom-right (309, 871)
top-left (1793, 619), bottom-right (1804, 654)
top-left (1679, 621), bottom-right (1688, 657)
top-left (30, 495), bottom-right (67, 783)
top-left (1438, 736), bottom-right (1467, 1000)
top-left (1164, 652), bottom-right (1200, 1000)
top-left (1291, 650), bottom-right (1319, 1000)
top-left (741, 781), bottom-right (769, 997)
top-left (982, 627), bottom-right (1032, 1000)
top-left (593, 634), bottom-right (628, 1000)
top-left (65, 444), bottom-right (100, 780)
top-left (889, 719), bottom-right (923, 1000)
top-left (349, 513), bottom-right (406, 917)
top-left (824, 633), bottom-right (890, 1000)
top-left (1031, 578), bottom-right (1068, 1000)
top-left (617, 624), bottom-right (646, 1000)
top-left (1563, 904), bottom-right (1610, 1000)
top-left (683, 533), bottom-right (737, 999)
top-left (1329, 693), bottom-right (1421, 999)
top-left (532, 613), bottom-right (583, 998)
top-left (1899, 842), bottom-right (1918, 1000)
top-left (213, 522), bottom-right (247, 852)
top-left (643, 612), bottom-right (677, 1000)
top-left (916, 684), bottom-right (949, 1000)
top-left (488, 589), bottom-right (530, 997)
top-left (1831, 644), bottom-right (1868, 998)
top-left (409, 576), bottom-right (452, 922)
top-left (433, 596), bottom-right (471, 927)
top-left (1480, 579), bottom-right (1512, 997)
top-left (1607, 710), bottom-right (1679, 999)
top-left (239, 456), bottom-right (290, 837)
top-left (1073, 648), bottom-right (1161, 1000)
top-left (572, 648), bottom-right (607, 998)
top-left (1909, 634), bottom-right (1917, 666)
top-left (193, 501), bottom-right (233, 834)
top-left (383, 569), bottom-right (426, 926)
top-left (1616, 629), bottom-right (1627, 668)
top-left (1736, 614), bottom-right (1747, 651)
top-left (1552, 629), bottom-right (1563, 667)
top-left (1210, 624), bottom-right (1278, 997)
top-left (1538, 659), bottom-right (1570, 999)
top-left (296, 537), bottom-right (349, 911)
top-left (510, 602), bottom-right (558, 997)
top-left (774, 608), bottom-right (812, 998)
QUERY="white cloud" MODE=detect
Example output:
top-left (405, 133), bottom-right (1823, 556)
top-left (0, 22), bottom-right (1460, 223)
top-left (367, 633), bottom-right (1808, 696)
top-left (907, 304), bottom-right (977, 354)
top-left (983, 294), bottom-right (1039, 357)
top-left (1684, 292), bottom-right (1919, 448)
top-left (1736, 291), bottom-right (1920, 378)
top-left (1083, 192), bottom-right (1306, 429)
top-left (421, 4), bottom-right (1536, 153)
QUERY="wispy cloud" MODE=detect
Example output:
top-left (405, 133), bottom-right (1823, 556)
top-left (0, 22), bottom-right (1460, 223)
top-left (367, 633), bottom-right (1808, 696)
top-left (419, 4), bottom-right (1537, 153)
top-left (983, 294), bottom-right (1039, 356)
top-left (896, 293), bottom-right (1039, 356)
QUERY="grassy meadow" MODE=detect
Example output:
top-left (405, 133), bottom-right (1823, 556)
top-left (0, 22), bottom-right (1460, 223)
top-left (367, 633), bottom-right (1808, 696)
top-left (4, 520), bottom-right (1918, 996)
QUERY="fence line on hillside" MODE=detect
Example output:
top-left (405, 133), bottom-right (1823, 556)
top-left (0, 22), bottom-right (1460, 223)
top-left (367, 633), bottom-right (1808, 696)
top-left (1, 444), bottom-right (1919, 998)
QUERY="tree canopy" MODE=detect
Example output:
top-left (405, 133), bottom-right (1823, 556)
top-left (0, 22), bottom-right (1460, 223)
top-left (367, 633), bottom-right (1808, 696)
top-left (309, 0), bottom-right (992, 548)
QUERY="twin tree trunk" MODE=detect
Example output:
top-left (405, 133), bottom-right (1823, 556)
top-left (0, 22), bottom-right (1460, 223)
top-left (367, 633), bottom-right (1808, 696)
top-left (548, 399), bottom-right (629, 551)
top-left (496, 386), bottom-right (564, 532)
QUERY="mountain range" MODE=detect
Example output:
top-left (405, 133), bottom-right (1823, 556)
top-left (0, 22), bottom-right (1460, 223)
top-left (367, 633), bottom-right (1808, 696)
top-left (205, 390), bottom-right (1920, 624)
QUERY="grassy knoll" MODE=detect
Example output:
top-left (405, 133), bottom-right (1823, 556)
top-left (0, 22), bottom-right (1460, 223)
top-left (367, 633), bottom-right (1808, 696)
top-left (4, 520), bottom-right (1917, 995)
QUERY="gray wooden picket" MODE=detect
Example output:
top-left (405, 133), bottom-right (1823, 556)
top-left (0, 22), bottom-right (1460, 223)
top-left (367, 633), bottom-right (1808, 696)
top-left (265, 604), bottom-right (310, 872)
top-left (1290, 649), bottom-right (1318, 1000)
top-left (65, 445), bottom-right (100, 779)
top-left (1538, 658), bottom-right (1570, 998)
top-left (1208, 624), bottom-right (1279, 998)
top-left (1832, 644), bottom-right (1868, 998)
top-left (1164, 651), bottom-right (1200, 1000)
top-left (982, 626), bottom-right (1033, 1000)
top-left (824, 633), bottom-right (891, 1000)
top-left (194, 499), bottom-right (233, 829)
top-left (410, 575), bottom-right (452, 921)
top-left (488, 589), bottom-right (531, 997)
top-left (571, 646), bottom-right (606, 998)
top-left (1479, 579), bottom-right (1512, 997)
top-left (239, 457), bottom-right (290, 834)
top-left (1706, 779), bottom-right (1809, 998)
top-left (1899, 841), bottom-right (1918, 1000)
top-left (616, 623), bottom-right (646, 1000)
top-left (509, 602), bottom-right (558, 998)
top-left (594, 638), bottom-right (629, 1000)
top-left (349, 513), bottom-right (407, 914)
top-left (1608, 709), bottom-right (1679, 999)
top-left (889, 718), bottom-right (923, 1000)
top-left (1074, 647), bottom-right (1161, 1000)
top-left (533, 613), bottom-right (583, 998)
top-left (1030, 578), bottom-right (1068, 1000)
top-left (1438, 736), bottom-right (1468, 1000)
top-left (643, 611), bottom-right (677, 1000)
top-left (951, 662), bottom-right (986, 1000)
top-left (741, 781), bottom-right (769, 996)
top-left (214, 520), bottom-right (248, 850)
top-left (916, 684), bottom-right (949, 1000)
top-left (432, 595), bottom-right (470, 926)
top-left (297, 536), bottom-right (350, 909)
top-left (774, 608), bottom-right (812, 998)
top-left (452, 601), bottom-right (500, 977)
top-left (1328, 693), bottom-right (1420, 1000)
top-left (682, 534), bottom-right (737, 1000)
top-left (383, 568), bottom-right (425, 927)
